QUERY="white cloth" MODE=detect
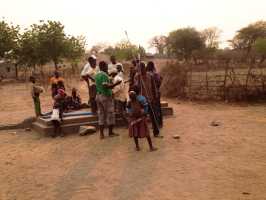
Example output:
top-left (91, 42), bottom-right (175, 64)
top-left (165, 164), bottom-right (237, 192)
top-left (112, 75), bottom-right (127, 101)
top-left (108, 63), bottom-right (124, 75)
top-left (51, 109), bottom-right (60, 121)
top-left (81, 63), bottom-right (99, 85)
top-left (108, 63), bottom-right (117, 75)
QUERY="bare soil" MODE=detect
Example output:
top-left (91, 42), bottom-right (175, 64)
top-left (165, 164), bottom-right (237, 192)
top-left (0, 83), bottom-right (266, 200)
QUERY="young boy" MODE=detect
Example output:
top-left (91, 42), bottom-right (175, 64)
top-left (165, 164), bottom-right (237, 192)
top-left (29, 76), bottom-right (44, 117)
top-left (127, 91), bottom-right (157, 152)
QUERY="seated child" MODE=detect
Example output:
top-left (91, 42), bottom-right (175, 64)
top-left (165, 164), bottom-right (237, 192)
top-left (51, 89), bottom-right (66, 137)
top-left (65, 88), bottom-right (82, 110)
top-left (127, 91), bottom-right (157, 152)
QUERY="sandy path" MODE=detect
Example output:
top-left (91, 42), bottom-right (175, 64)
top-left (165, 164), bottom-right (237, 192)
top-left (1, 100), bottom-right (266, 200)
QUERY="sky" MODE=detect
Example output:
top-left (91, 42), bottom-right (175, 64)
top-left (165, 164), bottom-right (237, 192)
top-left (1, 0), bottom-right (266, 51)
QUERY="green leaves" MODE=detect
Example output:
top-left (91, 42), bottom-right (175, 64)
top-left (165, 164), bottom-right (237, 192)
top-left (167, 27), bottom-right (205, 61)
top-left (0, 20), bottom-right (19, 59)
top-left (0, 20), bottom-right (85, 69)
top-left (254, 38), bottom-right (266, 55)
top-left (104, 40), bottom-right (145, 61)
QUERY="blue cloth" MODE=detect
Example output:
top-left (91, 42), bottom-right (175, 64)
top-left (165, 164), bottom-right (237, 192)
top-left (127, 95), bottom-right (149, 114)
top-left (136, 95), bottom-right (149, 114)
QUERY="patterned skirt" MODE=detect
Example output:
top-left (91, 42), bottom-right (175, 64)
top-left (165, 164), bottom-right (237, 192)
top-left (129, 116), bottom-right (150, 138)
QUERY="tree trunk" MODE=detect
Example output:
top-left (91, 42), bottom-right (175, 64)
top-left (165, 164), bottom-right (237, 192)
top-left (54, 60), bottom-right (58, 71)
top-left (15, 64), bottom-right (18, 80)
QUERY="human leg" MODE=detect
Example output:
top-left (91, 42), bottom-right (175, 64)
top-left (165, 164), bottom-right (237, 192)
top-left (134, 137), bottom-right (140, 151)
top-left (148, 104), bottom-right (160, 136)
top-left (146, 135), bottom-right (157, 151)
top-left (33, 97), bottom-right (41, 117)
top-left (96, 95), bottom-right (106, 139)
top-left (106, 97), bottom-right (118, 137)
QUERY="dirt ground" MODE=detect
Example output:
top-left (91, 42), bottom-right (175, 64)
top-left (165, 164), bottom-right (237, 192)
top-left (1, 83), bottom-right (266, 200)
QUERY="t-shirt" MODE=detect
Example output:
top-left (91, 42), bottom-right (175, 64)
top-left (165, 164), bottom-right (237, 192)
top-left (95, 71), bottom-right (112, 97)
top-left (108, 63), bottom-right (117, 75)
top-left (81, 63), bottom-right (99, 85)
top-left (112, 74), bottom-right (127, 101)
top-left (30, 83), bottom-right (44, 98)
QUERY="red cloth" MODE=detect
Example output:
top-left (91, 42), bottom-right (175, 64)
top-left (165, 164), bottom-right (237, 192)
top-left (129, 116), bottom-right (150, 138)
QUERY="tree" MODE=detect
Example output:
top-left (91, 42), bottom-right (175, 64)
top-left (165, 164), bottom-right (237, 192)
top-left (230, 21), bottom-right (266, 56)
top-left (167, 27), bottom-right (205, 61)
top-left (201, 27), bottom-right (221, 49)
top-left (35, 21), bottom-right (69, 69)
top-left (254, 38), bottom-right (266, 64)
top-left (65, 36), bottom-right (86, 71)
top-left (149, 35), bottom-right (167, 56)
top-left (104, 40), bottom-right (146, 60)
top-left (17, 27), bottom-right (48, 69)
top-left (90, 42), bottom-right (107, 54)
top-left (0, 20), bottom-right (19, 59)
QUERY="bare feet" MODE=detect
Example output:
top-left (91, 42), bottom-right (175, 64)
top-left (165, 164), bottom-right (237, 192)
top-left (100, 134), bottom-right (105, 140)
top-left (154, 135), bottom-right (164, 138)
top-left (150, 147), bottom-right (158, 152)
top-left (109, 133), bottom-right (119, 137)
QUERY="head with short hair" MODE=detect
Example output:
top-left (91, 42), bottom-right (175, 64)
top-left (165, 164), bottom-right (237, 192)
top-left (132, 60), bottom-right (137, 67)
top-left (146, 61), bottom-right (155, 72)
top-left (99, 61), bottom-right (108, 73)
top-left (29, 76), bottom-right (35, 83)
top-left (139, 62), bottom-right (146, 75)
top-left (110, 55), bottom-right (116, 64)
top-left (116, 64), bottom-right (123, 73)
top-left (88, 55), bottom-right (97, 68)
top-left (54, 71), bottom-right (60, 78)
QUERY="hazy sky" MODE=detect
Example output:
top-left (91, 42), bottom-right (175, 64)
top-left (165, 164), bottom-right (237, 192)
top-left (1, 0), bottom-right (266, 50)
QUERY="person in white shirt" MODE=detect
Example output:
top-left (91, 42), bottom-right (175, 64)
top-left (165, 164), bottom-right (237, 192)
top-left (81, 55), bottom-right (99, 113)
top-left (111, 66), bottom-right (128, 125)
top-left (108, 55), bottom-right (120, 75)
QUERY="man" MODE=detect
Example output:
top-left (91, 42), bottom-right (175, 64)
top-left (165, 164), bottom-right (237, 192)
top-left (95, 61), bottom-right (122, 139)
top-left (128, 59), bottom-right (138, 91)
top-left (146, 61), bottom-right (163, 127)
top-left (30, 76), bottom-right (44, 117)
top-left (111, 65), bottom-right (127, 125)
top-left (108, 55), bottom-right (124, 75)
top-left (81, 55), bottom-right (99, 113)
top-left (134, 62), bottom-right (161, 137)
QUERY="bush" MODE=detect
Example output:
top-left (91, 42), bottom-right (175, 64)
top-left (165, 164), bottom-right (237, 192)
top-left (160, 62), bottom-right (188, 97)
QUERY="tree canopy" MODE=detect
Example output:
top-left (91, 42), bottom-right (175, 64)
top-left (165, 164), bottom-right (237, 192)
top-left (104, 40), bottom-right (146, 60)
top-left (167, 27), bottom-right (205, 61)
top-left (0, 20), bottom-right (19, 59)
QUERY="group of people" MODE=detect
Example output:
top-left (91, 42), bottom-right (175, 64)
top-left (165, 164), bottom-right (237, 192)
top-left (81, 55), bottom-right (163, 151)
top-left (30, 55), bottom-right (163, 151)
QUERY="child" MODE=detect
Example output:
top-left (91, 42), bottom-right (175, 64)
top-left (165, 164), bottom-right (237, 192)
top-left (29, 76), bottom-right (44, 117)
top-left (127, 91), bottom-right (157, 152)
top-left (68, 88), bottom-right (82, 110)
top-left (51, 89), bottom-right (65, 137)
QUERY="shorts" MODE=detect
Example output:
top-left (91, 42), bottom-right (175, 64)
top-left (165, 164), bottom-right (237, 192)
top-left (96, 94), bottom-right (115, 126)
